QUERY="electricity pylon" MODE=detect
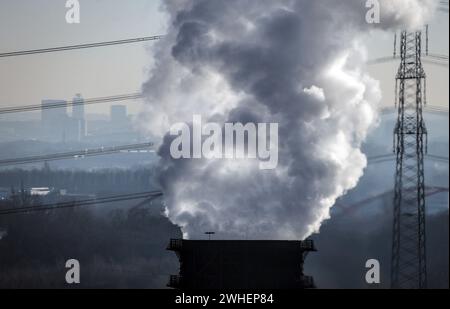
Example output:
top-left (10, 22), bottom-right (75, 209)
top-left (391, 30), bottom-right (428, 289)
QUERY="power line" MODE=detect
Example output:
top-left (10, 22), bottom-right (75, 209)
top-left (0, 92), bottom-right (144, 115)
top-left (0, 35), bottom-right (163, 58)
top-left (439, 1), bottom-right (449, 13)
top-left (335, 186), bottom-right (449, 217)
top-left (424, 107), bottom-right (450, 115)
top-left (381, 105), bottom-right (449, 115)
top-left (427, 154), bottom-right (450, 163)
top-left (367, 55), bottom-right (449, 67)
top-left (0, 191), bottom-right (163, 215)
top-left (367, 56), bottom-right (396, 65)
top-left (423, 59), bottom-right (449, 68)
top-left (0, 142), bottom-right (155, 167)
top-left (368, 154), bottom-right (449, 164)
top-left (428, 53), bottom-right (449, 60)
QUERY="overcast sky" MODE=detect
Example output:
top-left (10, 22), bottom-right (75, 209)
top-left (0, 0), bottom-right (448, 119)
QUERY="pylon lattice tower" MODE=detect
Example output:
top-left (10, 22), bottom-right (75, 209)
top-left (391, 30), bottom-right (428, 289)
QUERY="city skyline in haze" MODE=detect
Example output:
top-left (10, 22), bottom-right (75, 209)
top-left (0, 0), bottom-right (448, 121)
top-left (0, 0), bottom-right (166, 119)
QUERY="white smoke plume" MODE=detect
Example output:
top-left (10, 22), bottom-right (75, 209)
top-left (139, 0), bottom-right (436, 240)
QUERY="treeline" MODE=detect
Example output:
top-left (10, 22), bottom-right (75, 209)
top-left (0, 167), bottom-right (159, 194)
top-left (0, 203), bottom-right (182, 288)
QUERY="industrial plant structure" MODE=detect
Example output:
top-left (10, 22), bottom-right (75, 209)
top-left (167, 239), bottom-right (316, 289)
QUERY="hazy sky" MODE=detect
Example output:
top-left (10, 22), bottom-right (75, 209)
top-left (0, 0), bottom-right (167, 118)
top-left (0, 0), bottom-right (448, 119)
top-left (365, 11), bottom-right (449, 111)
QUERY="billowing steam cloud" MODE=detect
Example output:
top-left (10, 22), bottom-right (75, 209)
top-left (139, 0), bottom-right (436, 240)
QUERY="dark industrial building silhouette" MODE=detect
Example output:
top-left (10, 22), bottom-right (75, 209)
top-left (167, 239), bottom-right (316, 289)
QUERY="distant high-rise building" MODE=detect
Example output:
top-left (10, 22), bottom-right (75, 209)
top-left (41, 100), bottom-right (68, 123)
top-left (72, 94), bottom-right (85, 120)
top-left (41, 100), bottom-right (68, 142)
top-left (72, 94), bottom-right (86, 141)
top-left (110, 105), bottom-right (128, 124)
